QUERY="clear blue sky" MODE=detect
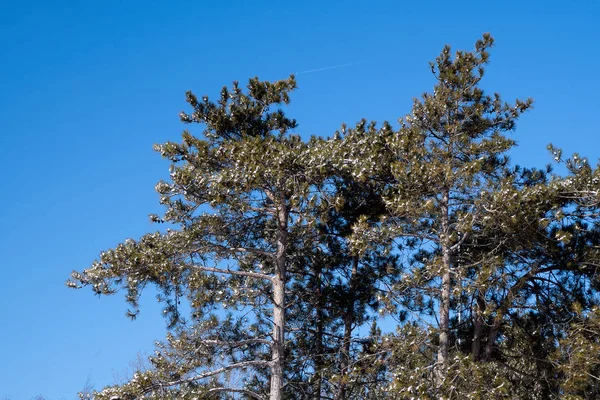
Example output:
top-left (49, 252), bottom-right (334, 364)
top-left (1, 1), bottom-right (599, 398)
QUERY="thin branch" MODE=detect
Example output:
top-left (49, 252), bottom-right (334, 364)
top-left (191, 265), bottom-right (273, 281)
top-left (142, 360), bottom-right (271, 394)
top-left (201, 338), bottom-right (272, 347)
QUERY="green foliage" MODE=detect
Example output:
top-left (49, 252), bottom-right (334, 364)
top-left (69, 35), bottom-right (600, 400)
top-left (552, 306), bottom-right (600, 399)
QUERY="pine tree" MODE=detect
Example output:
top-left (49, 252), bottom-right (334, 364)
top-left (280, 127), bottom-right (399, 399)
top-left (69, 76), bottom-right (322, 400)
top-left (346, 33), bottom-right (533, 389)
top-left (374, 36), bottom-right (600, 399)
top-left (321, 122), bottom-right (399, 400)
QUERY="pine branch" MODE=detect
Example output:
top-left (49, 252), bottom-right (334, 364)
top-left (142, 360), bottom-right (271, 394)
top-left (191, 265), bottom-right (273, 281)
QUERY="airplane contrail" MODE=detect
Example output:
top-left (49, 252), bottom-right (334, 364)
top-left (295, 61), bottom-right (366, 75)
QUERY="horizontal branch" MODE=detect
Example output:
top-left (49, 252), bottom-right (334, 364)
top-left (201, 338), bottom-right (272, 347)
top-left (191, 265), bottom-right (273, 281)
top-left (142, 359), bottom-right (271, 394)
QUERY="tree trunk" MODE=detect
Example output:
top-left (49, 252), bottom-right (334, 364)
top-left (336, 255), bottom-right (359, 400)
top-left (436, 193), bottom-right (451, 385)
top-left (270, 204), bottom-right (288, 400)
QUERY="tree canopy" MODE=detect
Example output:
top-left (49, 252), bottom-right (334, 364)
top-left (69, 34), bottom-right (600, 400)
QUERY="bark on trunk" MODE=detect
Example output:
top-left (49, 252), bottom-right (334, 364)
top-left (336, 255), bottom-right (359, 400)
top-left (270, 204), bottom-right (288, 400)
top-left (436, 193), bottom-right (451, 386)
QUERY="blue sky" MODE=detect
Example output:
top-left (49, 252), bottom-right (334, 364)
top-left (1, 0), bottom-right (599, 398)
